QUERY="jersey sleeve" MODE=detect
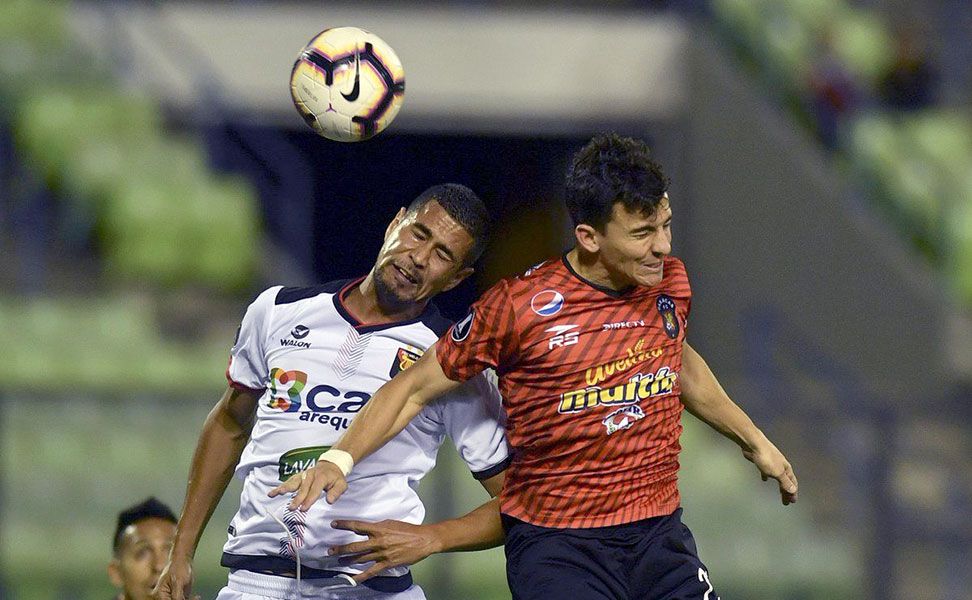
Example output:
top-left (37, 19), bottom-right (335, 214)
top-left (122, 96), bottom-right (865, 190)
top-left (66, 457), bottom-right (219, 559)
top-left (225, 286), bottom-right (281, 391)
top-left (667, 257), bottom-right (692, 332)
top-left (437, 369), bottom-right (510, 480)
top-left (435, 279), bottom-right (519, 382)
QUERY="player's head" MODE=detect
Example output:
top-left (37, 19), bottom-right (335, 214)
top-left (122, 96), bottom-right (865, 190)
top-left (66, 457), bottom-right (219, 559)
top-left (372, 183), bottom-right (488, 310)
top-left (565, 133), bottom-right (672, 288)
top-left (108, 497), bottom-right (178, 600)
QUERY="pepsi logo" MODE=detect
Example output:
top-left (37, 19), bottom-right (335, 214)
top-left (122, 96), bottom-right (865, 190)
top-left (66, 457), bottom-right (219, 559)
top-left (531, 290), bottom-right (565, 317)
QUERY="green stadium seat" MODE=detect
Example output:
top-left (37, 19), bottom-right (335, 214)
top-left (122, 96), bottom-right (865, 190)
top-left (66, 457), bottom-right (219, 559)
top-left (946, 172), bottom-right (972, 304)
top-left (905, 111), bottom-right (972, 184)
top-left (0, 0), bottom-right (69, 106)
top-left (830, 11), bottom-right (893, 83)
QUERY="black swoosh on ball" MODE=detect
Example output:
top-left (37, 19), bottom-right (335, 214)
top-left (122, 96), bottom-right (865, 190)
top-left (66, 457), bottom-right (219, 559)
top-left (341, 51), bottom-right (361, 102)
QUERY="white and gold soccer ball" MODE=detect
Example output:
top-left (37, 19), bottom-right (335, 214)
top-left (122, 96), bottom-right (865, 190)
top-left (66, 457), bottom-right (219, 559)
top-left (290, 27), bottom-right (405, 142)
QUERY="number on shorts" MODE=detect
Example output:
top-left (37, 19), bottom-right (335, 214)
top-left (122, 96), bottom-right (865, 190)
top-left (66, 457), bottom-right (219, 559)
top-left (697, 567), bottom-right (714, 600)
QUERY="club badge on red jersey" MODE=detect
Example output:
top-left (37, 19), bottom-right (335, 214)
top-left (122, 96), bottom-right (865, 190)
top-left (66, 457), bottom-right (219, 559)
top-left (656, 295), bottom-right (679, 339)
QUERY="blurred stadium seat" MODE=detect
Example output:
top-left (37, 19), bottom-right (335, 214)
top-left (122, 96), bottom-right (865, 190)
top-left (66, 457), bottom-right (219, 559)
top-left (714, 0), bottom-right (972, 306)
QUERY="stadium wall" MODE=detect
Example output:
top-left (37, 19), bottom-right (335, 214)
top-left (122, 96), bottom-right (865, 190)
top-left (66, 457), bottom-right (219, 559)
top-left (682, 31), bottom-right (970, 407)
top-left (68, 2), bottom-right (688, 132)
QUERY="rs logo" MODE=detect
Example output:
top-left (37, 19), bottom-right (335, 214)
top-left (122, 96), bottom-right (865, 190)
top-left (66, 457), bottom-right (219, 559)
top-left (545, 324), bottom-right (579, 350)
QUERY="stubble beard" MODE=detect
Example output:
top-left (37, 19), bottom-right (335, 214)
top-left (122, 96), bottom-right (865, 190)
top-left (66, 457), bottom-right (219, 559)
top-left (372, 265), bottom-right (414, 313)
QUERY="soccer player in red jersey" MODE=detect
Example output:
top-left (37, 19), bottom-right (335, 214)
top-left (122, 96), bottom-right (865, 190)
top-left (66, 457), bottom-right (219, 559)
top-left (275, 134), bottom-right (798, 599)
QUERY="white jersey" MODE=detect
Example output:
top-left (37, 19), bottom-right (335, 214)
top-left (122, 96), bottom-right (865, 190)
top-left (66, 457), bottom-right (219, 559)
top-left (222, 279), bottom-right (510, 594)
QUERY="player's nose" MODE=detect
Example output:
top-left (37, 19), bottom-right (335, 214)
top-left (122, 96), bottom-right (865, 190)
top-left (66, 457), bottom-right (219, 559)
top-left (651, 234), bottom-right (671, 257)
top-left (152, 549), bottom-right (167, 574)
top-left (409, 244), bottom-right (431, 269)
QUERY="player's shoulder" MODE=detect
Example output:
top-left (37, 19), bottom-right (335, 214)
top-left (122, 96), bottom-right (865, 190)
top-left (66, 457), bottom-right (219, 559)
top-left (514, 256), bottom-right (565, 283)
top-left (239, 280), bottom-right (350, 329)
top-left (274, 279), bottom-right (350, 305)
top-left (663, 256), bottom-right (688, 279)
top-left (660, 256), bottom-right (691, 296)
top-left (498, 256), bottom-right (571, 297)
top-left (416, 302), bottom-right (452, 337)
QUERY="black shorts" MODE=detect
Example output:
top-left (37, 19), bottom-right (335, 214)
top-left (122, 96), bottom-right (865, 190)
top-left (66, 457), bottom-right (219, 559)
top-left (503, 508), bottom-right (718, 600)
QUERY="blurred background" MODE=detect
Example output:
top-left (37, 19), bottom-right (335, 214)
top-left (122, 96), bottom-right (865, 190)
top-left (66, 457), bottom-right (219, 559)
top-left (1, 1), bottom-right (970, 599)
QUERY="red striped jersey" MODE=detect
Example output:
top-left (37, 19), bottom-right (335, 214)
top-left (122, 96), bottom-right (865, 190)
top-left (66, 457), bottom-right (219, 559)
top-left (436, 255), bottom-right (692, 528)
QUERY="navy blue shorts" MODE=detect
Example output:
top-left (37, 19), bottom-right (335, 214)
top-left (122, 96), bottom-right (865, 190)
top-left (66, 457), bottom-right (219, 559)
top-left (503, 508), bottom-right (718, 600)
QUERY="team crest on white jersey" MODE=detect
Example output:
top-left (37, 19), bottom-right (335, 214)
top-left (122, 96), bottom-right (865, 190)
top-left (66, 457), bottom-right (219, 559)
top-left (389, 347), bottom-right (423, 377)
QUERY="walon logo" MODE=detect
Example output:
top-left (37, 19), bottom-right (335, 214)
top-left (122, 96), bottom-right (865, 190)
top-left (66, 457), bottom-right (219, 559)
top-left (282, 324), bottom-right (311, 348)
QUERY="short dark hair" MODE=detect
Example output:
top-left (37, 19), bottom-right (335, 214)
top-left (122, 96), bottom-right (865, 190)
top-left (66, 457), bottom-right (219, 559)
top-left (113, 497), bottom-right (177, 555)
top-left (564, 133), bottom-right (670, 231)
top-left (407, 183), bottom-right (489, 266)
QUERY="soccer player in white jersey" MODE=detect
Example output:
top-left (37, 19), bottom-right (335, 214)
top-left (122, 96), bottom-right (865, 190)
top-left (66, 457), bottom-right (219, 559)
top-left (153, 184), bottom-right (509, 600)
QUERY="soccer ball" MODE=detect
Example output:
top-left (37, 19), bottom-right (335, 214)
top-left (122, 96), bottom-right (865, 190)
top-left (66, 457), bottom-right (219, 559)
top-left (290, 27), bottom-right (405, 142)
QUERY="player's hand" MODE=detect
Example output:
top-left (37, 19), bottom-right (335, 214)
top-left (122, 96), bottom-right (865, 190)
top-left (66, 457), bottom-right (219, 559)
top-left (268, 460), bottom-right (348, 511)
top-left (328, 519), bottom-right (441, 583)
top-left (152, 554), bottom-right (200, 600)
top-left (743, 440), bottom-right (798, 505)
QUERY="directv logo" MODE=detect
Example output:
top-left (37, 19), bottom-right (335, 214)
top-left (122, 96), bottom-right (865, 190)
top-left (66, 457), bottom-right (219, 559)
top-left (602, 320), bottom-right (646, 330)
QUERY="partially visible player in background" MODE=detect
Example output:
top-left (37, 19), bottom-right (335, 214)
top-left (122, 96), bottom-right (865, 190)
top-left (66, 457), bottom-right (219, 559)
top-left (154, 184), bottom-right (509, 600)
top-left (277, 134), bottom-right (799, 600)
top-left (110, 497), bottom-right (184, 600)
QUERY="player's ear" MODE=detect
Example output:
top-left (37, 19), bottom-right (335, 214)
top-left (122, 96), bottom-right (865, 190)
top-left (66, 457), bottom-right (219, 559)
top-left (441, 266), bottom-right (474, 292)
top-left (574, 224), bottom-right (600, 253)
top-left (384, 208), bottom-right (408, 240)
top-left (108, 558), bottom-right (123, 588)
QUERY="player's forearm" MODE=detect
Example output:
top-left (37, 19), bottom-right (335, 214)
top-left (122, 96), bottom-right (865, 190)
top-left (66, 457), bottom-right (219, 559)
top-left (425, 497), bottom-right (505, 554)
top-left (334, 347), bottom-right (459, 463)
top-left (332, 369), bottom-right (424, 462)
top-left (172, 390), bottom-right (254, 558)
top-left (679, 343), bottom-right (766, 452)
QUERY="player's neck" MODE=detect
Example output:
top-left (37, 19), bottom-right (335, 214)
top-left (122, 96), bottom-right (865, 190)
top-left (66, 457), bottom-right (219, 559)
top-left (565, 247), bottom-right (626, 292)
top-left (346, 275), bottom-right (427, 324)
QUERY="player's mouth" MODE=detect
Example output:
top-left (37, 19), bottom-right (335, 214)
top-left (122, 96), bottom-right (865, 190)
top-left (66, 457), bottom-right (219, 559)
top-left (392, 264), bottom-right (419, 286)
top-left (642, 261), bottom-right (663, 273)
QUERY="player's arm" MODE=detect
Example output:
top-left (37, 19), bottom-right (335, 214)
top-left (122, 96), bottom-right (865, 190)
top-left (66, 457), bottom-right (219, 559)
top-left (329, 472), bottom-right (506, 583)
top-left (154, 386), bottom-right (260, 600)
top-left (679, 342), bottom-right (798, 505)
top-left (270, 342), bottom-right (463, 510)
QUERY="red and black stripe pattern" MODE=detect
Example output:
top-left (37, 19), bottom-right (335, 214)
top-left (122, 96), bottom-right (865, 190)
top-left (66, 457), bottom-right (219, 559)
top-left (437, 256), bottom-right (692, 528)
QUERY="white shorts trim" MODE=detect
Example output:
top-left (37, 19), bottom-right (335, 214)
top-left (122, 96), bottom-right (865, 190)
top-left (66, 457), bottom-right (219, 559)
top-left (218, 570), bottom-right (426, 600)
